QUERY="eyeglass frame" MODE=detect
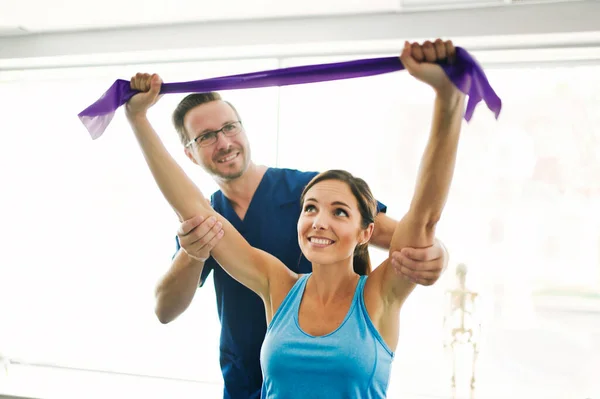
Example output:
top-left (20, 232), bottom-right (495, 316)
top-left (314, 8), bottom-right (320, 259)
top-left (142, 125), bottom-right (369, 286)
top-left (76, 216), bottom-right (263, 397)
top-left (185, 121), bottom-right (243, 148)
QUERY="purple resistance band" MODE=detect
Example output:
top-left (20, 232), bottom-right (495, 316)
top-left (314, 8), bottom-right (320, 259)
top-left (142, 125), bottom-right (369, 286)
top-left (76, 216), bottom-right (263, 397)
top-left (79, 47), bottom-right (501, 140)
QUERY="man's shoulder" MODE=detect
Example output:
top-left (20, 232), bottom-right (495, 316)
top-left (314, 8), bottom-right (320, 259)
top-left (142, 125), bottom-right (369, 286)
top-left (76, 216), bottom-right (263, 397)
top-left (269, 167), bottom-right (318, 186)
top-left (264, 167), bottom-right (318, 205)
top-left (209, 189), bottom-right (224, 210)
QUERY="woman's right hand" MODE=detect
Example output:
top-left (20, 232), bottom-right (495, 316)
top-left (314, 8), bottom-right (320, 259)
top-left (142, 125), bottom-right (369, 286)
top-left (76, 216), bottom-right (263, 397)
top-left (177, 215), bottom-right (225, 262)
top-left (125, 73), bottom-right (163, 118)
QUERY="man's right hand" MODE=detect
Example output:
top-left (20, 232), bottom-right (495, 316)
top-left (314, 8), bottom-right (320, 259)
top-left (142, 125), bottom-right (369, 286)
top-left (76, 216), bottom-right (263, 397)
top-left (177, 215), bottom-right (224, 262)
top-left (126, 73), bottom-right (163, 118)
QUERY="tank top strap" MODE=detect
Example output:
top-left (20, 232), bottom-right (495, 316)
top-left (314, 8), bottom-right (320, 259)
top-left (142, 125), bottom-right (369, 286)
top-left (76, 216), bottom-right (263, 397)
top-left (355, 275), bottom-right (368, 301)
top-left (356, 274), bottom-right (394, 357)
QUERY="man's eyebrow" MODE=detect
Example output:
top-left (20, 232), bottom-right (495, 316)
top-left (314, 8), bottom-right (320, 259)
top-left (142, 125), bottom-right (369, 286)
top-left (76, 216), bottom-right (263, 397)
top-left (199, 121), bottom-right (236, 135)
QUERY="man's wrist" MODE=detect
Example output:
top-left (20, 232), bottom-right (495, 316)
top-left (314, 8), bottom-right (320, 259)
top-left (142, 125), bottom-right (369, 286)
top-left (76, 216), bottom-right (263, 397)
top-left (182, 250), bottom-right (208, 266)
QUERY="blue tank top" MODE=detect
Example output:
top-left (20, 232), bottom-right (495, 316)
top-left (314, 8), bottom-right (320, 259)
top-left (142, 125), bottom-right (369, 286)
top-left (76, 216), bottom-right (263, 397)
top-left (260, 274), bottom-right (394, 398)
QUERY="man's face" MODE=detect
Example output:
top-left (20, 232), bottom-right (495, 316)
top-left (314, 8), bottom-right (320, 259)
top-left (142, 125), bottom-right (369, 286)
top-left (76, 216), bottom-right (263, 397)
top-left (184, 101), bottom-right (251, 180)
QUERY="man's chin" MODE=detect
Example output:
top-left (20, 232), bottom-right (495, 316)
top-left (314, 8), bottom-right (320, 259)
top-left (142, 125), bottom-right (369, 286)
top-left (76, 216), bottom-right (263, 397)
top-left (212, 163), bottom-right (246, 181)
top-left (202, 154), bottom-right (249, 181)
top-left (218, 170), bottom-right (245, 181)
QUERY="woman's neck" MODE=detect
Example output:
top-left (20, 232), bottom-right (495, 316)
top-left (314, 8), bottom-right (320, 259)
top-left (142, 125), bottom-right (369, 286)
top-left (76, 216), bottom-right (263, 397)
top-left (308, 259), bottom-right (359, 306)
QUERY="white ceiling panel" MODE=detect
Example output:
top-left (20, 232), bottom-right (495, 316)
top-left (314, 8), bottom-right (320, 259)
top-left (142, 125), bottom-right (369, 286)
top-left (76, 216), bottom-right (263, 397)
top-left (401, 0), bottom-right (501, 8)
top-left (401, 0), bottom-right (580, 7)
top-left (0, 0), bottom-right (597, 64)
top-left (0, 0), bottom-right (400, 33)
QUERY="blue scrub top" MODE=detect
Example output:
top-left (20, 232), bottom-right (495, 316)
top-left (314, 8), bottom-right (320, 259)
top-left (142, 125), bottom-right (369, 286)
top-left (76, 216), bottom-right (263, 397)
top-left (175, 167), bottom-right (386, 399)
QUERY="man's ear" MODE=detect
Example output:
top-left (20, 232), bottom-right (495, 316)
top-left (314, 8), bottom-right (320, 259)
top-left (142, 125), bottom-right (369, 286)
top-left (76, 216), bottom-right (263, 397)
top-left (184, 147), bottom-right (199, 165)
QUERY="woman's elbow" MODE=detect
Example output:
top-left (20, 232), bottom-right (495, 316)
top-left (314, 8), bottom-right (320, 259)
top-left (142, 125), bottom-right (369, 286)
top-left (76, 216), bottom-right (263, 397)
top-left (155, 302), bottom-right (175, 324)
top-left (407, 213), bottom-right (439, 245)
top-left (409, 202), bottom-right (442, 227)
top-left (409, 208), bottom-right (441, 230)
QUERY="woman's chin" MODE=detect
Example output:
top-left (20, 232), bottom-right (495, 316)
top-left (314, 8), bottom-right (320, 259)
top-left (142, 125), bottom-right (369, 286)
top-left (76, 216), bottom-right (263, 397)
top-left (301, 248), bottom-right (323, 264)
top-left (301, 248), bottom-right (337, 266)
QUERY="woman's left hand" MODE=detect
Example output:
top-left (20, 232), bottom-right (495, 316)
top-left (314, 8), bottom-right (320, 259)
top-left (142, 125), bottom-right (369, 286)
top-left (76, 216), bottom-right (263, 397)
top-left (399, 39), bottom-right (460, 99)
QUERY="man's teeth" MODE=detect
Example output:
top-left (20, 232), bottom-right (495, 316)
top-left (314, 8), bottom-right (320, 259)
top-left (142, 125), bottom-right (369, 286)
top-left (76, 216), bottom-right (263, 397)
top-left (219, 153), bottom-right (237, 163)
top-left (310, 237), bottom-right (333, 245)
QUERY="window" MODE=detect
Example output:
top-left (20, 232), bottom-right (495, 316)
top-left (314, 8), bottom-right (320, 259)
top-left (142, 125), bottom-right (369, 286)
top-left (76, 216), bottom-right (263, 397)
top-left (278, 54), bottom-right (600, 398)
top-left (1, 47), bottom-right (599, 399)
top-left (0, 58), bottom-right (280, 394)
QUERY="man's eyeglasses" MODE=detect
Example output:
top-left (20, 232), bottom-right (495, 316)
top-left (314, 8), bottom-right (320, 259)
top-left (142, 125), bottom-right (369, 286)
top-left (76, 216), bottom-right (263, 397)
top-left (186, 121), bottom-right (243, 148)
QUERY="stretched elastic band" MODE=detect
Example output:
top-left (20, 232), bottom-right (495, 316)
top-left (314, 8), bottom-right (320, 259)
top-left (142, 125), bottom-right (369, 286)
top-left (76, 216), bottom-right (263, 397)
top-left (78, 47), bottom-right (501, 140)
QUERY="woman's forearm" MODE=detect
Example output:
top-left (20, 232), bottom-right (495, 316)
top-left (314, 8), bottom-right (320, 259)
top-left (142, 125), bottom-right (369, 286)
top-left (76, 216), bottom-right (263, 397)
top-left (409, 90), bottom-right (465, 225)
top-left (127, 114), bottom-right (211, 221)
top-left (383, 89), bottom-right (465, 304)
top-left (125, 113), bottom-right (273, 298)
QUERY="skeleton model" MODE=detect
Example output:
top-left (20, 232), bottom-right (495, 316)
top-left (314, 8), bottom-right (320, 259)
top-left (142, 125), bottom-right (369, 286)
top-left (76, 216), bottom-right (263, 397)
top-left (443, 263), bottom-right (481, 398)
top-left (0, 353), bottom-right (8, 376)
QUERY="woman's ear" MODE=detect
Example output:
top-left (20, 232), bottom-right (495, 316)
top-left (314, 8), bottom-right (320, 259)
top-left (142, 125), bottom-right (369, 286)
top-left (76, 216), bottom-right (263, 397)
top-left (358, 222), bottom-right (375, 245)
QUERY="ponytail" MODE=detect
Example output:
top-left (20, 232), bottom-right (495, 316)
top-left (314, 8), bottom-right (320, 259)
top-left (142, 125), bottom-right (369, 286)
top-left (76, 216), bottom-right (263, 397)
top-left (353, 243), bottom-right (372, 275)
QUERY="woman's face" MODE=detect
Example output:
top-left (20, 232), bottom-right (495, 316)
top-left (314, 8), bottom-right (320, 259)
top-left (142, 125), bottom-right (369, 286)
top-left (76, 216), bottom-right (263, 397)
top-left (298, 179), bottom-right (371, 266)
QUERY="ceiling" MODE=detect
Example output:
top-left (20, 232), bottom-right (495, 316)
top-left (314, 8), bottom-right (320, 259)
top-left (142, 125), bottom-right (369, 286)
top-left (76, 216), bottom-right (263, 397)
top-left (0, 0), bottom-right (596, 65)
top-left (0, 0), bottom-right (561, 34)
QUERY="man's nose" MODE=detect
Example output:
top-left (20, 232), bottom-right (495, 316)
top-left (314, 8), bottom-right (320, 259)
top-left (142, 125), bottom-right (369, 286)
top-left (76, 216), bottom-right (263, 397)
top-left (214, 131), bottom-right (234, 150)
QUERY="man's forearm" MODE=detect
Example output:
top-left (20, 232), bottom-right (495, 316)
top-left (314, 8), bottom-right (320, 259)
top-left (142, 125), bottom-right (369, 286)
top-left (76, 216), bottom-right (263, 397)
top-left (154, 249), bottom-right (205, 324)
top-left (370, 213), bottom-right (398, 249)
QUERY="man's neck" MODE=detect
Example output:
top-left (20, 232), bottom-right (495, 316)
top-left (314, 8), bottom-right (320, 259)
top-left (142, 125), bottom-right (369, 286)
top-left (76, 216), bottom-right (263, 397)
top-left (217, 162), bottom-right (268, 210)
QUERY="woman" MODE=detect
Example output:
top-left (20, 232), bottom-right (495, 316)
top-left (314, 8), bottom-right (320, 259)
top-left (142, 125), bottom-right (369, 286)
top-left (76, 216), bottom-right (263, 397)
top-left (125, 39), bottom-right (465, 398)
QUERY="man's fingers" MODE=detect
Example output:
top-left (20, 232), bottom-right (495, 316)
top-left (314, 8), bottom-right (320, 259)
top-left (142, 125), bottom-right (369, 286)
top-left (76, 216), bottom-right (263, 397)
top-left (182, 218), bottom-right (221, 247)
top-left (398, 267), bottom-right (439, 280)
top-left (392, 262), bottom-right (438, 283)
top-left (392, 252), bottom-right (442, 272)
top-left (206, 228), bottom-right (225, 249)
top-left (408, 275), bottom-right (436, 286)
top-left (392, 267), bottom-right (436, 286)
top-left (177, 215), bottom-right (205, 236)
top-left (199, 220), bottom-right (223, 247)
top-left (185, 222), bottom-right (224, 260)
top-left (397, 246), bottom-right (437, 262)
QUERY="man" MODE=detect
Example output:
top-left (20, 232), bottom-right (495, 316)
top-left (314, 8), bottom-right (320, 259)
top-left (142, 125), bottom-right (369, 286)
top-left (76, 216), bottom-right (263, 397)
top-left (126, 59), bottom-right (449, 398)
